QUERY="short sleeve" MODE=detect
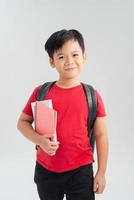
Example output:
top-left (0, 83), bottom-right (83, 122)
top-left (95, 90), bottom-right (106, 117)
top-left (22, 85), bottom-right (41, 117)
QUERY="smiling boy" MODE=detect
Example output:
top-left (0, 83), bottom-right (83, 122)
top-left (17, 29), bottom-right (108, 200)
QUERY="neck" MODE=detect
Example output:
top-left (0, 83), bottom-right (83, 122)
top-left (56, 77), bottom-right (80, 88)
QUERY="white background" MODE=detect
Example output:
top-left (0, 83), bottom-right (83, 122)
top-left (0, 0), bottom-right (134, 199)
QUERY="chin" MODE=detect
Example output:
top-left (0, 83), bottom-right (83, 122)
top-left (66, 71), bottom-right (80, 78)
top-left (65, 75), bottom-right (79, 80)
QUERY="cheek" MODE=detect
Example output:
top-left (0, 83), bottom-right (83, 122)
top-left (76, 57), bottom-right (84, 63)
top-left (77, 60), bottom-right (84, 67)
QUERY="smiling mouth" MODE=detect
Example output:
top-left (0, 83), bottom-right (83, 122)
top-left (64, 67), bottom-right (76, 71)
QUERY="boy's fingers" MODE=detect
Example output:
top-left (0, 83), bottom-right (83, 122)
top-left (93, 180), bottom-right (98, 192)
top-left (50, 145), bottom-right (59, 150)
top-left (43, 133), bottom-right (54, 138)
top-left (50, 141), bottom-right (60, 146)
top-left (50, 146), bottom-right (58, 151)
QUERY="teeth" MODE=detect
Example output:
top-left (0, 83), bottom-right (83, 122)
top-left (65, 67), bottom-right (74, 70)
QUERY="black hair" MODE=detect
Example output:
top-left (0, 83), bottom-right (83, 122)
top-left (44, 29), bottom-right (85, 58)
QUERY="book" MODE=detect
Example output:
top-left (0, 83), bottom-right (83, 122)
top-left (31, 100), bottom-right (57, 142)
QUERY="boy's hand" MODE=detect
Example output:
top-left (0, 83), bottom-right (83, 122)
top-left (93, 171), bottom-right (106, 194)
top-left (38, 134), bottom-right (60, 156)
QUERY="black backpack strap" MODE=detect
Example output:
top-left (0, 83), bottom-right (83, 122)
top-left (81, 83), bottom-right (97, 151)
top-left (36, 81), bottom-right (56, 101)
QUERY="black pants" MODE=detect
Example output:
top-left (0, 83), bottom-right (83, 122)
top-left (34, 162), bottom-right (95, 200)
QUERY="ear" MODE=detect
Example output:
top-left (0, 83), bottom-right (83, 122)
top-left (49, 58), bottom-right (55, 68)
top-left (83, 52), bottom-right (87, 63)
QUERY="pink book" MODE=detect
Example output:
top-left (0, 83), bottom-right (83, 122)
top-left (35, 101), bottom-right (57, 139)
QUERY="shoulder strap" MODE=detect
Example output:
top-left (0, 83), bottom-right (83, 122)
top-left (81, 83), bottom-right (97, 151)
top-left (36, 81), bottom-right (56, 101)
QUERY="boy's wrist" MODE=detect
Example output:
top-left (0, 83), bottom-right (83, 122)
top-left (34, 132), bottom-right (44, 146)
top-left (97, 169), bottom-right (106, 177)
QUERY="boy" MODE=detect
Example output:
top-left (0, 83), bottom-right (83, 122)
top-left (17, 29), bottom-right (108, 200)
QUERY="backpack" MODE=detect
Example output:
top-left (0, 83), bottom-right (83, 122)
top-left (36, 81), bottom-right (97, 151)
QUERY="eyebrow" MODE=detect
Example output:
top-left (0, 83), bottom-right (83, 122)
top-left (57, 51), bottom-right (79, 56)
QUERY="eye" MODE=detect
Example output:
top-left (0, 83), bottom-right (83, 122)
top-left (58, 55), bottom-right (64, 59)
top-left (73, 54), bottom-right (79, 57)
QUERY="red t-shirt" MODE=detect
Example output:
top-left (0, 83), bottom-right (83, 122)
top-left (23, 83), bottom-right (106, 172)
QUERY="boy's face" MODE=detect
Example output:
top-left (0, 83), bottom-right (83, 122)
top-left (49, 39), bottom-right (86, 80)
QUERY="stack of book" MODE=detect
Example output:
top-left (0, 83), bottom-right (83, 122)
top-left (31, 100), bottom-right (57, 142)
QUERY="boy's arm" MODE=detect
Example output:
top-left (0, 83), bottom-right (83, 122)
top-left (17, 112), bottom-right (42, 145)
top-left (93, 116), bottom-right (109, 194)
top-left (17, 112), bottom-right (59, 156)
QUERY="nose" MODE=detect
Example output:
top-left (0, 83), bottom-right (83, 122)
top-left (65, 56), bottom-right (74, 66)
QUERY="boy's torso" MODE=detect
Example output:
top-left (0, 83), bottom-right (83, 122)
top-left (36, 83), bottom-right (94, 172)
